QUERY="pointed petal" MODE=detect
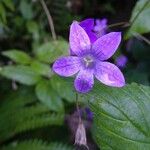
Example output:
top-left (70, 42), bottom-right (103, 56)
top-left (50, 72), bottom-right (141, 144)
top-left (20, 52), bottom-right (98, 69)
top-left (53, 56), bottom-right (81, 77)
top-left (80, 19), bottom-right (94, 31)
top-left (92, 32), bottom-right (121, 60)
top-left (74, 69), bottom-right (94, 93)
top-left (80, 19), bottom-right (97, 43)
top-left (94, 61), bottom-right (125, 87)
top-left (69, 21), bottom-right (91, 56)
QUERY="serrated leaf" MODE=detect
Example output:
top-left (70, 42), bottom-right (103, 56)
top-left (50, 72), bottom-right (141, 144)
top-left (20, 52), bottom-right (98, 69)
top-left (35, 79), bottom-right (64, 112)
top-left (84, 83), bottom-right (150, 150)
top-left (125, 0), bottom-right (150, 39)
top-left (2, 50), bottom-right (31, 64)
top-left (35, 40), bottom-right (68, 63)
top-left (0, 65), bottom-right (41, 85)
top-left (30, 60), bottom-right (52, 77)
top-left (50, 75), bottom-right (75, 102)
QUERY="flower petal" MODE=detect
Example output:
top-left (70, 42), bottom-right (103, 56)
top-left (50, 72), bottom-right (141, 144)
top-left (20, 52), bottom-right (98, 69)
top-left (80, 18), bottom-right (94, 31)
top-left (69, 21), bottom-right (91, 56)
top-left (79, 19), bottom-right (97, 43)
top-left (92, 32), bottom-right (121, 60)
top-left (53, 56), bottom-right (81, 77)
top-left (94, 61), bottom-right (125, 87)
top-left (74, 69), bottom-right (94, 93)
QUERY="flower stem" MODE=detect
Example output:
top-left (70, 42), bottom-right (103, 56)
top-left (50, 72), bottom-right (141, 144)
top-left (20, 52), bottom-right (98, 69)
top-left (40, 0), bottom-right (57, 40)
top-left (76, 93), bottom-right (82, 123)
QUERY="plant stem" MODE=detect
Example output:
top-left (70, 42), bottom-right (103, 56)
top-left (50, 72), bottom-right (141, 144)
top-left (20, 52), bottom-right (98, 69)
top-left (40, 0), bottom-right (57, 40)
top-left (107, 21), bottom-right (130, 29)
top-left (76, 93), bottom-right (81, 123)
top-left (133, 32), bottom-right (150, 45)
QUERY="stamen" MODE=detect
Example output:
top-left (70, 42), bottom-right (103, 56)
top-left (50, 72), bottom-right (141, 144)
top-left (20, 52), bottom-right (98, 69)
top-left (83, 56), bottom-right (94, 67)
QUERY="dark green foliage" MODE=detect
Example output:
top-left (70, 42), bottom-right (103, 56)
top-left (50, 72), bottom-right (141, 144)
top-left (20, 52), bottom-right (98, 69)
top-left (2, 139), bottom-right (74, 150)
top-left (84, 83), bottom-right (150, 150)
top-left (0, 88), bottom-right (64, 142)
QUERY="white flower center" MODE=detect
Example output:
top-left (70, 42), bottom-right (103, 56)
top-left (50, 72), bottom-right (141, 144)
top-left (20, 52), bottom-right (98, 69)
top-left (83, 55), bottom-right (94, 68)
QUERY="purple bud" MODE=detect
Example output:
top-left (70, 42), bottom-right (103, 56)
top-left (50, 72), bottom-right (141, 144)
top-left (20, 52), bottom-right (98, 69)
top-left (115, 55), bottom-right (128, 68)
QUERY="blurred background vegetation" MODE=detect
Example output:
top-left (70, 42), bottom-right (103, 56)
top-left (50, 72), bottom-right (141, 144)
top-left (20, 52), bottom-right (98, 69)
top-left (0, 0), bottom-right (149, 149)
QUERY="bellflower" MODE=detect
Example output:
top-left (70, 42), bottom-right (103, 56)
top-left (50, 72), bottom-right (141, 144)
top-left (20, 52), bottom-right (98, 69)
top-left (53, 21), bottom-right (125, 93)
top-left (79, 18), bottom-right (107, 43)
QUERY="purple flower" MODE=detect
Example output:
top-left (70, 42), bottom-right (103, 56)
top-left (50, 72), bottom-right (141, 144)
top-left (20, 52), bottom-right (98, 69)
top-left (115, 55), bottom-right (128, 68)
top-left (53, 21), bottom-right (125, 93)
top-left (79, 18), bottom-right (107, 43)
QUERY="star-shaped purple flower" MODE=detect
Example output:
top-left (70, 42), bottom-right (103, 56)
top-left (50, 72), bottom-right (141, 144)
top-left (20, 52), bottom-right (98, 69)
top-left (53, 21), bottom-right (125, 93)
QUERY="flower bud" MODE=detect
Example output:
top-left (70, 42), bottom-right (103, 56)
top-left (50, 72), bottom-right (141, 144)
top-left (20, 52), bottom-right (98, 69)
top-left (75, 121), bottom-right (89, 149)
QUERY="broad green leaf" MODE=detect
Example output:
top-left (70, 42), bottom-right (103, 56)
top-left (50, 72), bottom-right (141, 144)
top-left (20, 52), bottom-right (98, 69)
top-left (19, 1), bottom-right (33, 20)
top-left (35, 79), bottom-right (64, 112)
top-left (84, 83), bottom-right (150, 150)
top-left (30, 61), bottom-right (52, 78)
top-left (125, 0), bottom-right (150, 39)
top-left (35, 40), bottom-right (68, 63)
top-left (2, 0), bottom-right (15, 11)
top-left (2, 50), bottom-right (31, 64)
top-left (50, 75), bottom-right (75, 102)
top-left (0, 65), bottom-right (41, 85)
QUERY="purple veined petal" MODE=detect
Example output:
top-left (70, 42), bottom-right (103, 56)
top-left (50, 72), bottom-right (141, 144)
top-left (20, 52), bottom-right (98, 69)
top-left (94, 61), bottom-right (125, 87)
top-left (79, 19), bottom-right (97, 43)
top-left (69, 21), bottom-right (91, 56)
top-left (74, 69), bottom-right (94, 93)
top-left (79, 18), bottom-right (94, 31)
top-left (92, 32), bottom-right (121, 60)
top-left (53, 56), bottom-right (81, 77)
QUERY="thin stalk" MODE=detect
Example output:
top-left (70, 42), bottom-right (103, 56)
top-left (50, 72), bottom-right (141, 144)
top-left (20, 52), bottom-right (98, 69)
top-left (133, 32), bottom-right (150, 45)
top-left (107, 21), bottom-right (130, 29)
top-left (76, 93), bottom-right (82, 123)
top-left (40, 0), bottom-right (57, 40)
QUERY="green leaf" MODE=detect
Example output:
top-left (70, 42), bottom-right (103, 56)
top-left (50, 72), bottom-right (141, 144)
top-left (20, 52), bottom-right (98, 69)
top-left (26, 21), bottom-right (39, 41)
top-left (2, 140), bottom-right (74, 150)
top-left (2, 50), bottom-right (31, 64)
top-left (125, 0), bottom-right (150, 39)
top-left (35, 79), bottom-right (64, 112)
top-left (0, 65), bottom-right (41, 85)
top-left (19, 1), bottom-right (33, 20)
top-left (35, 40), bottom-right (68, 63)
top-left (0, 100), bottom-right (64, 142)
top-left (30, 60), bottom-right (52, 78)
top-left (0, 3), bottom-right (7, 24)
top-left (84, 83), bottom-right (150, 150)
top-left (51, 75), bottom-right (75, 102)
top-left (2, 0), bottom-right (15, 11)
